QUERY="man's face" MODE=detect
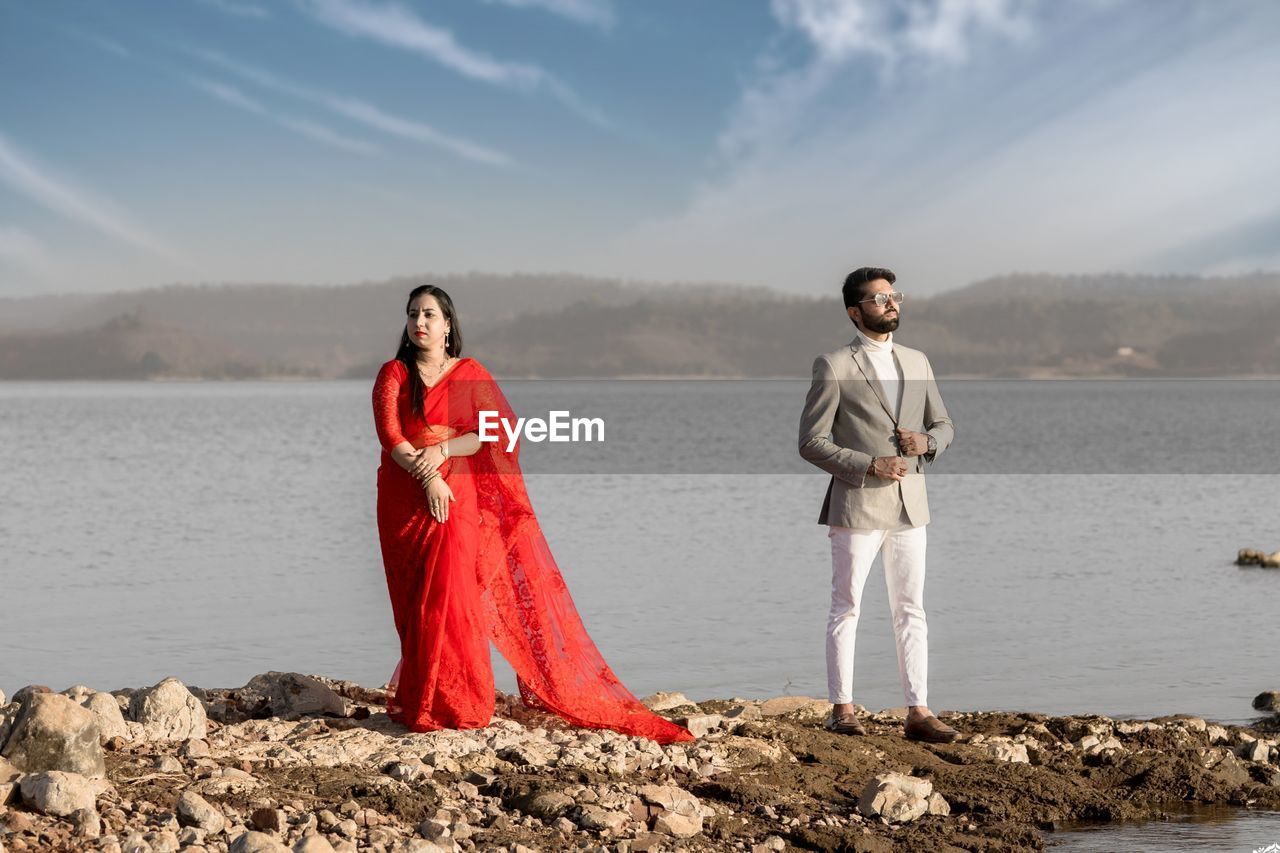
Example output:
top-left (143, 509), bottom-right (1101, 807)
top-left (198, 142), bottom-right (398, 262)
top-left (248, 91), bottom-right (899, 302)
top-left (851, 278), bottom-right (900, 334)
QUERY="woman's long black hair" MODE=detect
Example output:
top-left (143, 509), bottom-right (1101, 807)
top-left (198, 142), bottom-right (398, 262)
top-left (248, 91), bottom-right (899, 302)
top-left (394, 284), bottom-right (463, 416)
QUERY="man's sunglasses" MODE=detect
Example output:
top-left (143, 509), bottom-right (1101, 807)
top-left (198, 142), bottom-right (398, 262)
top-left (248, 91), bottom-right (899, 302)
top-left (859, 291), bottom-right (904, 308)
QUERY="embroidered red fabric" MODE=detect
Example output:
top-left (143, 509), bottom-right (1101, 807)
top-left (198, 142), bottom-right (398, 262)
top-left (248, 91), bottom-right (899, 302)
top-left (373, 358), bottom-right (692, 744)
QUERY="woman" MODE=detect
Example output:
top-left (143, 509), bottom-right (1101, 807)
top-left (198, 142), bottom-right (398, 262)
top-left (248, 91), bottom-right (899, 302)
top-left (373, 285), bottom-right (692, 744)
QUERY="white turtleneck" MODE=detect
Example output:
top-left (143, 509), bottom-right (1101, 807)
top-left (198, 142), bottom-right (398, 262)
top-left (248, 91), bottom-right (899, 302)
top-left (854, 325), bottom-right (902, 417)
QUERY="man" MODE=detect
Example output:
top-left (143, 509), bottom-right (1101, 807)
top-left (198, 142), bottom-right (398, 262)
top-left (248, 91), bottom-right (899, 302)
top-left (797, 266), bottom-right (958, 743)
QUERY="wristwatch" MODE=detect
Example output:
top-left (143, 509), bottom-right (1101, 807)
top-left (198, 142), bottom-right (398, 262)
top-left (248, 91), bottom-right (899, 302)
top-left (925, 434), bottom-right (937, 457)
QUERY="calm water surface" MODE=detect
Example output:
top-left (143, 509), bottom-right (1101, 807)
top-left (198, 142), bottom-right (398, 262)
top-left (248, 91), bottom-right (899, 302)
top-left (2, 379), bottom-right (1277, 720)
top-left (4, 379), bottom-right (1279, 851)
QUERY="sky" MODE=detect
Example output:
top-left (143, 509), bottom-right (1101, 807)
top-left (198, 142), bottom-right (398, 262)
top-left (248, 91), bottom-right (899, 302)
top-left (2, 0), bottom-right (1279, 298)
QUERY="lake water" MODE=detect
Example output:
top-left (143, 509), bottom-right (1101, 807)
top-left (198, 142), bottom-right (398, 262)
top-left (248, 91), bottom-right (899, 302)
top-left (3, 378), bottom-right (1279, 850)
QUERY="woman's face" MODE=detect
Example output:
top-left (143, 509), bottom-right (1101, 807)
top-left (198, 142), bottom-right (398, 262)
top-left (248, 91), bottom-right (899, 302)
top-left (406, 294), bottom-right (450, 352)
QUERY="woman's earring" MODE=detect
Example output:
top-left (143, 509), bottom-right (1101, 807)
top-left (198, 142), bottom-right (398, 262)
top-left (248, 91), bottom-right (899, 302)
top-left (445, 329), bottom-right (450, 347)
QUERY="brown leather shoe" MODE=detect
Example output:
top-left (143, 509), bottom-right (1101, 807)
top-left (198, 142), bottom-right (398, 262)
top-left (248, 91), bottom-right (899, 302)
top-left (825, 713), bottom-right (867, 736)
top-left (904, 715), bottom-right (959, 743)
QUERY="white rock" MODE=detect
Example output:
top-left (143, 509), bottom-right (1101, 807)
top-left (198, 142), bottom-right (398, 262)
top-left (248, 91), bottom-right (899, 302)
top-left (983, 737), bottom-right (1030, 764)
top-left (230, 830), bottom-right (292, 852)
top-left (639, 784), bottom-right (704, 837)
top-left (640, 692), bottom-right (695, 712)
top-left (674, 714), bottom-right (722, 738)
top-left (858, 772), bottom-right (933, 824)
top-left (177, 789), bottom-right (226, 833)
top-left (19, 770), bottom-right (98, 817)
top-left (655, 810), bottom-right (701, 837)
top-left (129, 678), bottom-right (207, 742)
top-left (293, 835), bottom-right (338, 853)
top-left (927, 792), bottom-right (951, 816)
top-left (1, 693), bottom-right (105, 778)
top-left (1082, 737), bottom-right (1123, 757)
top-left (1116, 721), bottom-right (1160, 735)
top-left (759, 696), bottom-right (829, 719)
top-left (576, 806), bottom-right (629, 833)
top-left (1237, 740), bottom-right (1271, 763)
top-left (233, 673), bottom-right (350, 720)
top-left (83, 691), bottom-right (130, 741)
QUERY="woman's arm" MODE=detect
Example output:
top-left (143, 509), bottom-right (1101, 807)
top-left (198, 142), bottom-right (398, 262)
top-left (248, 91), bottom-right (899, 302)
top-left (441, 432), bottom-right (482, 459)
top-left (373, 362), bottom-right (427, 474)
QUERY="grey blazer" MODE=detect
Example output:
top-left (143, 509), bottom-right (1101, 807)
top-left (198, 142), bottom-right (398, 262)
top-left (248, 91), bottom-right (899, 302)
top-left (798, 337), bottom-right (954, 529)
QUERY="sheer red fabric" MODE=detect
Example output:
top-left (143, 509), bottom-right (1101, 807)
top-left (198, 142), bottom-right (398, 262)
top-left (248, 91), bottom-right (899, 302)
top-left (373, 358), bottom-right (692, 744)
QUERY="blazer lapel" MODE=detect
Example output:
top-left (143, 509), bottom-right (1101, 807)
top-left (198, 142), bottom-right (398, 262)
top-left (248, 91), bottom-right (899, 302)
top-left (849, 340), bottom-right (897, 424)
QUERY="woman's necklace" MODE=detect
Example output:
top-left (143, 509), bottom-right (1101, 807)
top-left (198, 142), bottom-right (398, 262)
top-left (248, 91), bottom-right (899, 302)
top-left (417, 356), bottom-right (453, 387)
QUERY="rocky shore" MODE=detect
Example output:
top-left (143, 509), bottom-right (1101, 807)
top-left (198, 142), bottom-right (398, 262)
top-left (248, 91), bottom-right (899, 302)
top-left (3, 673), bottom-right (1280, 853)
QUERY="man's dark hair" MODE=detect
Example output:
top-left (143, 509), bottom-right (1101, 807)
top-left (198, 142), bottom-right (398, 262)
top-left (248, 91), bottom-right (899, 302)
top-left (842, 267), bottom-right (896, 309)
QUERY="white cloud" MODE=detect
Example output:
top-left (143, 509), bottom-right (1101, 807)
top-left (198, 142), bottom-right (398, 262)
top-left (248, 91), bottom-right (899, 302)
top-left (724, 0), bottom-right (1035, 162)
top-left (0, 131), bottom-right (188, 267)
top-left (295, 0), bottom-right (611, 128)
top-left (771, 0), bottom-right (1034, 67)
top-left (586, 2), bottom-right (1280, 293)
top-left (478, 0), bottom-right (616, 30)
top-left (197, 0), bottom-right (271, 19)
top-left (189, 76), bottom-right (380, 154)
top-left (191, 50), bottom-right (514, 166)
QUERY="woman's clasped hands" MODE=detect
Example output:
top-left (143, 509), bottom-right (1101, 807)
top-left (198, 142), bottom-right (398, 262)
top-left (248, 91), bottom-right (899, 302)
top-left (403, 445), bottom-right (455, 523)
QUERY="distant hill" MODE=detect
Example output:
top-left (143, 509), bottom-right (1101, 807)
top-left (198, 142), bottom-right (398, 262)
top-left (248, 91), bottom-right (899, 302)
top-left (1, 272), bottom-right (1278, 378)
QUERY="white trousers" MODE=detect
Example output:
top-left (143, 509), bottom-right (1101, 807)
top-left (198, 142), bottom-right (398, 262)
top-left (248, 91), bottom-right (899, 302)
top-left (826, 521), bottom-right (928, 707)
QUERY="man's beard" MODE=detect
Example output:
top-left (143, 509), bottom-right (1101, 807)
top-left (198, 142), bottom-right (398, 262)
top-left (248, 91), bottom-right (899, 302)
top-left (864, 313), bottom-right (900, 333)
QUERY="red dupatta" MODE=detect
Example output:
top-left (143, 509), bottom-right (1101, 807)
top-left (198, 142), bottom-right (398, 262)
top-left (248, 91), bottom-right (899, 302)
top-left (434, 360), bottom-right (692, 744)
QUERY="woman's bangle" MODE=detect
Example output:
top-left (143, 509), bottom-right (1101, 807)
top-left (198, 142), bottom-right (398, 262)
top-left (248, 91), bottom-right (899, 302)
top-left (423, 471), bottom-right (440, 486)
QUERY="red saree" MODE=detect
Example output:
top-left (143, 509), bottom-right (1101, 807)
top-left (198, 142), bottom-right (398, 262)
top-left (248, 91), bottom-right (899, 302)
top-left (373, 358), bottom-right (692, 744)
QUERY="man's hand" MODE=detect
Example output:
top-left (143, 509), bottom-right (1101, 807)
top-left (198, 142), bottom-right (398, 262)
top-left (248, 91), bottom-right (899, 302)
top-left (869, 456), bottom-right (908, 481)
top-left (895, 428), bottom-right (929, 458)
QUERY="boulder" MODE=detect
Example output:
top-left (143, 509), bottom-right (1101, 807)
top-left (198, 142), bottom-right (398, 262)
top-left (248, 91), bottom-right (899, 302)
top-left (129, 678), bottom-right (207, 742)
top-left (19, 770), bottom-right (97, 817)
top-left (1237, 740), bottom-right (1272, 763)
top-left (230, 831), bottom-right (292, 853)
top-left (759, 696), bottom-right (829, 719)
top-left (177, 790), bottom-right (226, 833)
top-left (1, 693), bottom-right (105, 778)
top-left (984, 738), bottom-right (1031, 764)
top-left (1254, 691), bottom-right (1280, 713)
top-left (640, 692), bottom-right (696, 713)
top-left (576, 806), bottom-right (629, 833)
top-left (858, 772), bottom-right (933, 824)
top-left (638, 784), bottom-right (703, 837)
top-left (515, 790), bottom-right (574, 820)
top-left (293, 836), bottom-right (338, 853)
top-left (233, 673), bottom-right (350, 720)
top-left (673, 714), bottom-right (722, 738)
top-left (82, 692), bottom-right (130, 741)
top-left (10, 686), bottom-right (52, 708)
top-left (1237, 548), bottom-right (1266, 566)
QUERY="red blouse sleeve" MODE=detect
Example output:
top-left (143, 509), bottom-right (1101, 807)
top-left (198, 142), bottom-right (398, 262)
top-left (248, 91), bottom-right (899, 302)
top-left (372, 360), bottom-right (409, 452)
